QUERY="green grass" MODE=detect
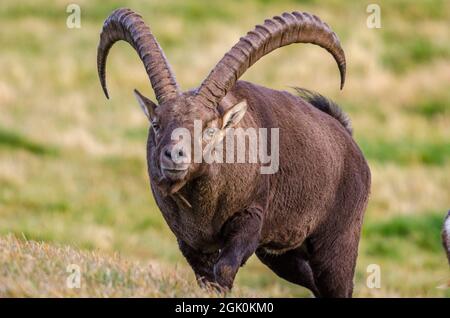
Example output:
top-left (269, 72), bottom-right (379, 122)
top-left (410, 99), bottom-right (449, 118)
top-left (358, 138), bottom-right (450, 166)
top-left (382, 33), bottom-right (450, 74)
top-left (384, 0), bottom-right (448, 20)
top-left (363, 212), bottom-right (445, 257)
top-left (0, 127), bottom-right (58, 156)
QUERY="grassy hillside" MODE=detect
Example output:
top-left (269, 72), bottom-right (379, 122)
top-left (0, 235), bottom-right (263, 297)
top-left (0, 0), bottom-right (449, 297)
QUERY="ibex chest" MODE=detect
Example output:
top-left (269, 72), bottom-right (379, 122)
top-left (154, 185), bottom-right (227, 252)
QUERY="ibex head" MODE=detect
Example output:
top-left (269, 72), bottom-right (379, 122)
top-left (97, 8), bottom-right (346, 193)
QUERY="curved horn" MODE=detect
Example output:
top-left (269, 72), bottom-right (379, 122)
top-left (195, 11), bottom-right (346, 108)
top-left (97, 8), bottom-right (179, 104)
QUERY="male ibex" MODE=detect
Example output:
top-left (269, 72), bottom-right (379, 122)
top-left (97, 8), bottom-right (371, 297)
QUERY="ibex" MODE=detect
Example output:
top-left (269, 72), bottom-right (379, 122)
top-left (97, 8), bottom-right (371, 297)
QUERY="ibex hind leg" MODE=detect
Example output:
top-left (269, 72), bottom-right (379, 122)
top-left (255, 245), bottom-right (320, 297)
top-left (308, 223), bottom-right (362, 298)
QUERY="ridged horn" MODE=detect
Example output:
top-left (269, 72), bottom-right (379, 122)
top-left (195, 11), bottom-right (346, 108)
top-left (97, 8), bottom-right (179, 104)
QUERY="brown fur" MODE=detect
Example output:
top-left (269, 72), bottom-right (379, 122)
top-left (293, 87), bottom-right (353, 135)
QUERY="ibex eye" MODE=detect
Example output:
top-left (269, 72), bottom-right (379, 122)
top-left (152, 122), bottom-right (160, 132)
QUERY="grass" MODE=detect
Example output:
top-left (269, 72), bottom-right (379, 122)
top-left (0, 127), bottom-right (58, 156)
top-left (0, 0), bottom-right (449, 297)
top-left (358, 138), bottom-right (450, 166)
top-left (410, 98), bottom-right (449, 118)
top-left (363, 212), bottom-right (445, 256)
top-left (0, 235), bottom-right (256, 297)
top-left (382, 33), bottom-right (450, 74)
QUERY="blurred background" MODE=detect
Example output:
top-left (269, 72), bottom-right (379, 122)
top-left (0, 0), bottom-right (449, 297)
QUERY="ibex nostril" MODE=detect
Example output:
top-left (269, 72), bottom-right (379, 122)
top-left (163, 146), bottom-right (186, 163)
top-left (164, 148), bottom-right (172, 159)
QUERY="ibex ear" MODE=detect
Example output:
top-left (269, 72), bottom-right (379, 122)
top-left (221, 100), bottom-right (247, 129)
top-left (134, 89), bottom-right (157, 121)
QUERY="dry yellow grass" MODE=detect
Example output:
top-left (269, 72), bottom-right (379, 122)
top-left (0, 235), bottom-right (263, 297)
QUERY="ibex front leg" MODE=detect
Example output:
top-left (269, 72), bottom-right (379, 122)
top-left (178, 239), bottom-right (219, 287)
top-left (214, 207), bottom-right (263, 290)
